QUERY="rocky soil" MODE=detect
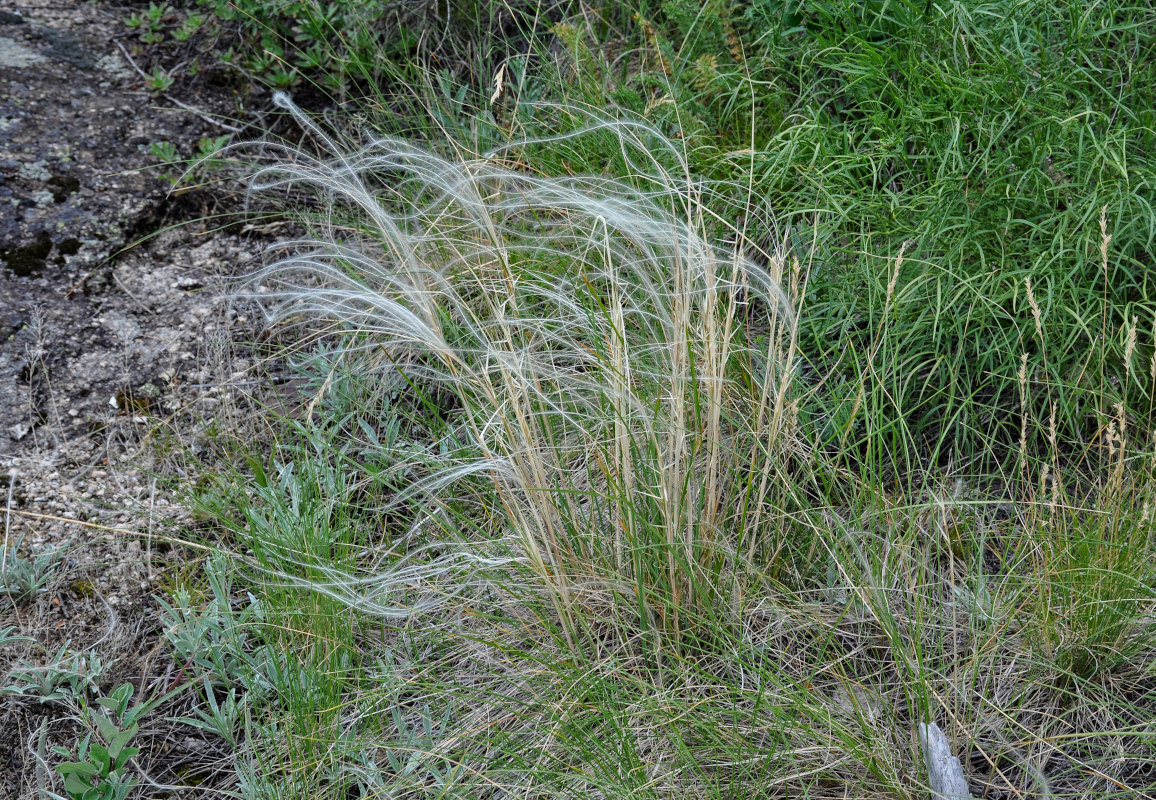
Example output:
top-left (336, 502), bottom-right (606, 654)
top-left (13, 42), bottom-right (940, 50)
top-left (0, 2), bottom-right (275, 795)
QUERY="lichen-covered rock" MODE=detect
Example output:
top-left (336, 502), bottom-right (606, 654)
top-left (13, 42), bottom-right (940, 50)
top-left (0, 9), bottom-right (174, 278)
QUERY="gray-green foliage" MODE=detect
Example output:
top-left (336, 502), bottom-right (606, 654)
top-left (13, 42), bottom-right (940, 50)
top-left (169, 679), bottom-right (247, 746)
top-left (157, 540), bottom-right (470, 799)
top-left (1, 539), bottom-right (64, 600)
top-left (157, 553), bottom-right (278, 705)
top-left (3, 644), bottom-right (106, 705)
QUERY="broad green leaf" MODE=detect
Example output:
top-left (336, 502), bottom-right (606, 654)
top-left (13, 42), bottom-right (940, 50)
top-left (55, 760), bottom-right (99, 777)
top-left (107, 728), bottom-right (134, 761)
top-left (92, 713), bottom-right (119, 743)
top-left (63, 772), bottom-right (92, 796)
top-left (113, 746), bottom-right (140, 771)
top-left (89, 743), bottom-right (110, 774)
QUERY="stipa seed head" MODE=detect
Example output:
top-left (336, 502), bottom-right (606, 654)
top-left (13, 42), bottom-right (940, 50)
top-left (243, 94), bottom-right (796, 625)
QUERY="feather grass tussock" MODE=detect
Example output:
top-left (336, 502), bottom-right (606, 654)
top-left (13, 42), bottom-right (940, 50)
top-left (247, 92), bottom-right (800, 644)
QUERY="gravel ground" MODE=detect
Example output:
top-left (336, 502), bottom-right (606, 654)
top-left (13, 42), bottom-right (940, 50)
top-left (0, 2), bottom-right (273, 795)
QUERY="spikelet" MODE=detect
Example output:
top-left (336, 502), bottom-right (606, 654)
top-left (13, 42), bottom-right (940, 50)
top-left (1048, 401), bottom-right (1061, 508)
top-left (1099, 204), bottom-right (1112, 278)
top-left (1149, 315), bottom-right (1156, 384)
top-left (1025, 276), bottom-right (1044, 343)
top-left (1018, 352), bottom-right (1030, 468)
top-left (635, 14), bottom-right (673, 76)
top-left (1123, 315), bottom-right (1137, 385)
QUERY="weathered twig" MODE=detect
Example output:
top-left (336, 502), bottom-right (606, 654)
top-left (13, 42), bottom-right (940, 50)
top-left (5, 508), bottom-right (209, 552)
top-left (919, 722), bottom-right (976, 800)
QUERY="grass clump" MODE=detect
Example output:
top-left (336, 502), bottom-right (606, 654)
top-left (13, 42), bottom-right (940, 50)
top-left (160, 92), bottom-right (1151, 799)
top-left (247, 91), bottom-right (803, 646)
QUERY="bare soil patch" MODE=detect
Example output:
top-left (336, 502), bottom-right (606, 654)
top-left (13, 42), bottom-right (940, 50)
top-left (0, 2), bottom-right (271, 796)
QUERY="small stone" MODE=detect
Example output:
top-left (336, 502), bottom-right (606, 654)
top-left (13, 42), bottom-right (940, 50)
top-left (173, 276), bottom-right (204, 291)
top-left (18, 159), bottom-right (51, 181)
top-left (0, 36), bottom-right (43, 68)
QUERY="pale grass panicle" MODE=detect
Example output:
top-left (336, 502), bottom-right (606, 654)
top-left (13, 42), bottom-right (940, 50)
top-left (248, 92), bottom-right (797, 639)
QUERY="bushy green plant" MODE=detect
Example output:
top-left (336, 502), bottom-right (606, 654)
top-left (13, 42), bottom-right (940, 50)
top-left (194, 134), bottom-right (231, 169)
top-left (145, 67), bottom-right (175, 93)
top-left (53, 733), bottom-right (138, 800)
top-left (148, 140), bottom-right (179, 164)
top-left (3, 644), bottom-right (104, 705)
top-left (173, 13), bottom-right (204, 42)
top-left (51, 683), bottom-right (153, 800)
top-left (193, 0), bottom-right (393, 92)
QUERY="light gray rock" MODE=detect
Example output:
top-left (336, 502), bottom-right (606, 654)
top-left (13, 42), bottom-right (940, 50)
top-left (0, 35), bottom-right (44, 68)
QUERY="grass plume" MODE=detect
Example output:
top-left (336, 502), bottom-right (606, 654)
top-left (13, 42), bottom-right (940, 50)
top-left (248, 92), bottom-right (798, 646)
